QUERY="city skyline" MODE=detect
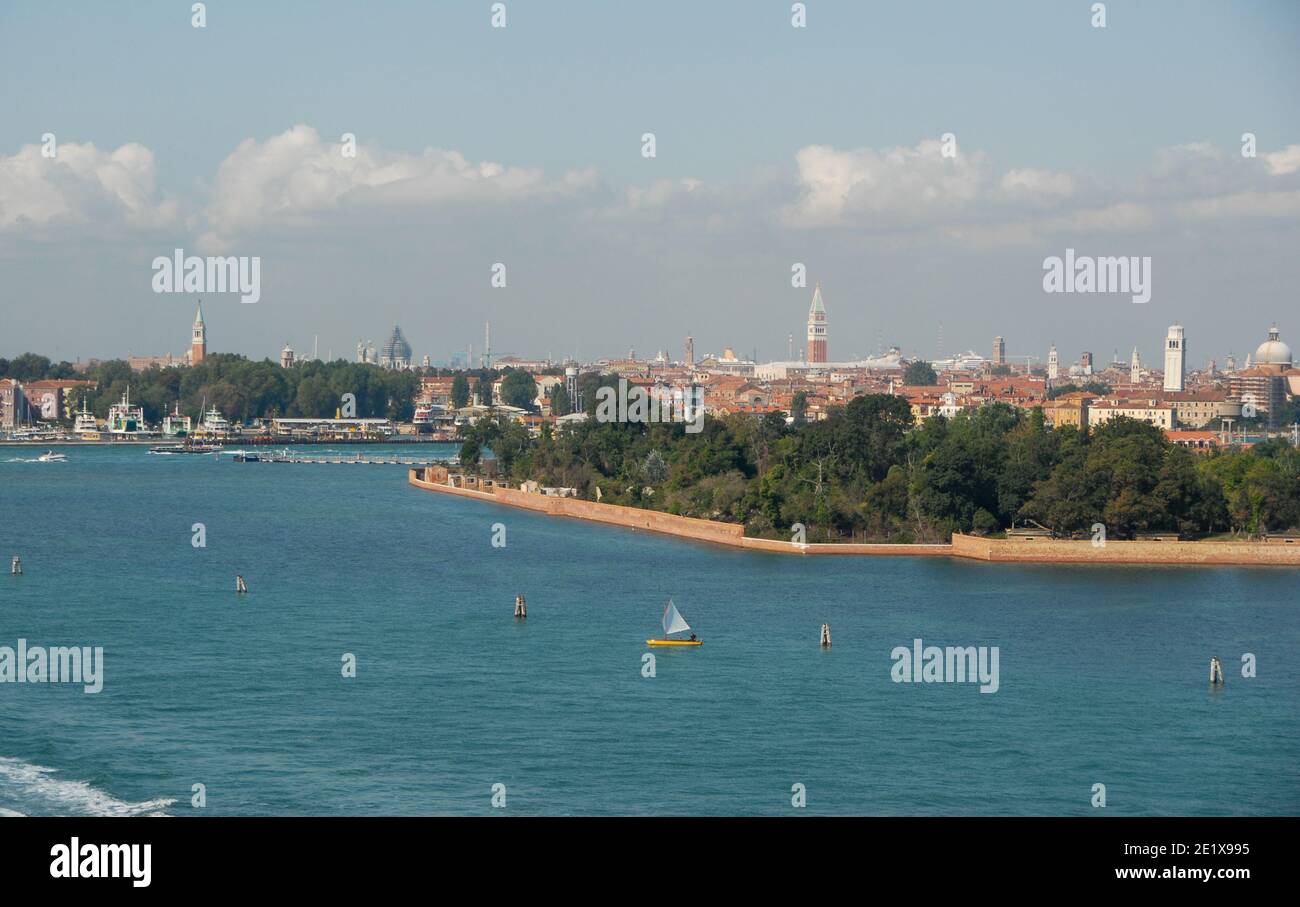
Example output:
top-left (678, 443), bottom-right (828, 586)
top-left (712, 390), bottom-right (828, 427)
top-left (13, 284), bottom-right (1291, 380)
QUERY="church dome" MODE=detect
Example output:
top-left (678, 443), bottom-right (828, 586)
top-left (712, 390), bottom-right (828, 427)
top-left (1253, 325), bottom-right (1292, 367)
top-left (381, 325), bottom-right (412, 363)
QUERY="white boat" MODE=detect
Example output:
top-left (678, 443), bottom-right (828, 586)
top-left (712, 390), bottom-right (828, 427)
top-left (107, 388), bottom-right (149, 437)
top-left (73, 398), bottom-right (98, 436)
top-left (646, 599), bottom-right (702, 646)
top-left (195, 404), bottom-right (235, 439)
top-left (37, 450), bottom-right (67, 462)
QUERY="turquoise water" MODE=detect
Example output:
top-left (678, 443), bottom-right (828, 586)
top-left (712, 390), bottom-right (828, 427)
top-left (1, 445), bottom-right (1297, 816)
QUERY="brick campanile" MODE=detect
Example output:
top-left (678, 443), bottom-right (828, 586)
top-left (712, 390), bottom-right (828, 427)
top-left (191, 300), bottom-right (206, 365)
top-left (805, 282), bottom-right (827, 364)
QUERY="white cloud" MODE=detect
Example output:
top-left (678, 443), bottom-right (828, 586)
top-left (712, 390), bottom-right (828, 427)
top-left (770, 138), bottom-right (1300, 246)
top-left (1263, 144), bottom-right (1300, 176)
top-left (998, 168), bottom-right (1074, 200)
top-left (0, 141), bottom-right (178, 233)
top-left (784, 140), bottom-right (989, 227)
top-left (197, 124), bottom-right (597, 250)
top-left (1176, 189), bottom-right (1300, 220)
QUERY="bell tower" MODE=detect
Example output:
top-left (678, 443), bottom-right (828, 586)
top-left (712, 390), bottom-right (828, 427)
top-left (191, 300), bottom-right (207, 365)
top-left (805, 282), bottom-right (827, 364)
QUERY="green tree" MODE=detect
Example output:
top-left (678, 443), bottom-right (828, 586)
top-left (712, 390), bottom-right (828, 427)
top-left (550, 383), bottom-right (571, 416)
top-left (903, 360), bottom-right (938, 386)
top-left (790, 391), bottom-right (807, 424)
top-left (499, 370), bottom-right (538, 410)
top-left (451, 374), bottom-right (470, 408)
top-left (459, 438), bottom-right (482, 473)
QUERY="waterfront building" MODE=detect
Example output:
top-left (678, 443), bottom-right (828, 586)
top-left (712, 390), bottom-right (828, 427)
top-left (0, 379), bottom-right (27, 429)
top-left (806, 283), bottom-right (827, 364)
top-left (17, 379), bottom-right (95, 421)
top-left (269, 417), bottom-right (396, 440)
top-left (1163, 324), bottom-right (1186, 392)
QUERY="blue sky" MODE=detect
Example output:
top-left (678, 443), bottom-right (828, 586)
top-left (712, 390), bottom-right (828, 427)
top-left (2, 0), bottom-right (1298, 366)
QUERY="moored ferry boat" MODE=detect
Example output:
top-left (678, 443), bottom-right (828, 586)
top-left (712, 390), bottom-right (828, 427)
top-left (161, 402), bottom-right (192, 438)
top-left (73, 399), bottom-right (99, 437)
top-left (413, 402), bottom-right (435, 432)
top-left (107, 389), bottom-right (151, 437)
top-left (193, 405), bottom-right (237, 440)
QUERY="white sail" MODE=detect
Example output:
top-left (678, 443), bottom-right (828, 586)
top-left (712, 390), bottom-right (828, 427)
top-left (662, 599), bottom-right (691, 636)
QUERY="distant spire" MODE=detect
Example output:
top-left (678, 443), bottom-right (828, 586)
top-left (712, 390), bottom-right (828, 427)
top-left (808, 281), bottom-right (825, 315)
top-left (194, 299), bottom-right (204, 325)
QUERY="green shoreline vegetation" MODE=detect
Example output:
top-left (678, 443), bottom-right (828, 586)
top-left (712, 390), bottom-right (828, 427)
top-left (460, 393), bottom-right (1300, 543)
top-left (0, 353), bottom-right (534, 423)
top-left (7, 353), bottom-right (1297, 541)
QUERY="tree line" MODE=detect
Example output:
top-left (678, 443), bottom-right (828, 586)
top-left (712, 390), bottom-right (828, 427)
top-left (459, 392), bottom-right (1300, 541)
top-left (2, 352), bottom-right (555, 424)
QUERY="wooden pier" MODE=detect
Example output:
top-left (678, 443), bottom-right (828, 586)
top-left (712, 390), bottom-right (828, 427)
top-left (232, 451), bottom-right (457, 466)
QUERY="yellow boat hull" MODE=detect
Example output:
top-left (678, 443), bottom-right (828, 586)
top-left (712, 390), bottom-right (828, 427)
top-left (646, 639), bottom-right (703, 646)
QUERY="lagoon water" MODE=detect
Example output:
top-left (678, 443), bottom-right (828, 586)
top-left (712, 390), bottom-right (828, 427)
top-left (1, 445), bottom-right (1297, 816)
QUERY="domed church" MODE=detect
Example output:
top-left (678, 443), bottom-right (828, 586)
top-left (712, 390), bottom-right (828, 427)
top-left (1230, 324), bottom-right (1296, 428)
top-left (1253, 324), bottom-right (1293, 373)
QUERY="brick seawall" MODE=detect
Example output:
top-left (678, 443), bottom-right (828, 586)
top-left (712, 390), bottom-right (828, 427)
top-left (408, 469), bottom-right (1300, 566)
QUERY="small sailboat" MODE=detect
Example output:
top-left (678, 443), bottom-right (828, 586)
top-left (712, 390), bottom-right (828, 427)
top-left (646, 599), bottom-right (702, 646)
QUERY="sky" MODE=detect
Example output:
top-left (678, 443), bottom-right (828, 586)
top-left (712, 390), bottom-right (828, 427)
top-left (1, 0), bottom-right (1298, 368)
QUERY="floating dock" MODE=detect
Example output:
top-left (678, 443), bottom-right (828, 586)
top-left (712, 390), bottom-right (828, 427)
top-left (231, 451), bottom-right (457, 466)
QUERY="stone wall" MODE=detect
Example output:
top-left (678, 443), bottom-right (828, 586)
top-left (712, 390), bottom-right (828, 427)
top-left (950, 533), bottom-right (1300, 566)
top-left (409, 470), bottom-right (1300, 565)
top-left (410, 468), bottom-right (745, 546)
